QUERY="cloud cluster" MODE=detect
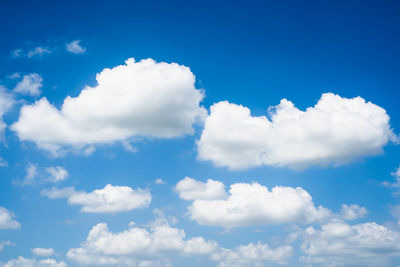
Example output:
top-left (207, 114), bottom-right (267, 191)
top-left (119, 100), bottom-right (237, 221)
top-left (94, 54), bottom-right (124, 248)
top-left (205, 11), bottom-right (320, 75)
top-left (67, 220), bottom-right (217, 266)
top-left (176, 178), bottom-right (330, 228)
top-left (1, 257), bottom-right (66, 267)
top-left (16, 163), bottom-right (68, 185)
top-left (0, 207), bottom-right (20, 229)
top-left (300, 221), bottom-right (400, 266)
top-left (198, 93), bottom-right (397, 169)
top-left (41, 184), bottom-right (151, 213)
top-left (67, 219), bottom-right (291, 266)
top-left (11, 58), bottom-right (206, 155)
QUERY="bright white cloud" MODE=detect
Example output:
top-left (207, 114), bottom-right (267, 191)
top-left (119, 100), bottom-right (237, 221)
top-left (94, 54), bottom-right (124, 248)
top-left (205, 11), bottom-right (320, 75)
top-left (176, 178), bottom-right (330, 228)
top-left (45, 166), bottom-right (68, 183)
top-left (300, 221), bottom-right (400, 266)
top-left (31, 248), bottom-right (55, 257)
top-left (11, 58), bottom-right (206, 155)
top-left (67, 220), bottom-right (217, 266)
top-left (0, 207), bottom-right (20, 229)
top-left (175, 177), bottom-right (227, 200)
top-left (340, 204), bottom-right (367, 221)
top-left (13, 73), bottom-right (43, 97)
top-left (27, 47), bottom-right (51, 58)
top-left (41, 184), bottom-right (151, 213)
top-left (198, 93), bottom-right (397, 170)
top-left (211, 242), bottom-right (293, 266)
top-left (1, 257), bottom-right (66, 267)
top-left (66, 40), bottom-right (86, 54)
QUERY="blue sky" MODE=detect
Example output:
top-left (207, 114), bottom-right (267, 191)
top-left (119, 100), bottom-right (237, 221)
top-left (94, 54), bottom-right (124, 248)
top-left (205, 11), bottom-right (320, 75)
top-left (1, 0), bottom-right (400, 266)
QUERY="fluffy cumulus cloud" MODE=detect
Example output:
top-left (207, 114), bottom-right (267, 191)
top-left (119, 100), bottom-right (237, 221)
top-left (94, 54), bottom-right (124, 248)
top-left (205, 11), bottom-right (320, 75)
top-left (300, 221), bottom-right (400, 266)
top-left (66, 40), bottom-right (86, 54)
top-left (175, 177), bottom-right (227, 200)
top-left (41, 184), bottom-right (151, 213)
top-left (67, 220), bottom-right (218, 266)
top-left (176, 178), bottom-right (330, 228)
top-left (340, 204), bottom-right (367, 221)
top-left (0, 207), bottom-right (20, 229)
top-left (11, 58), bottom-right (206, 155)
top-left (13, 73), bottom-right (43, 97)
top-left (67, 218), bottom-right (290, 266)
top-left (1, 257), bottom-right (66, 267)
top-left (211, 242), bottom-right (292, 266)
top-left (197, 93), bottom-right (397, 170)
top-left (31, 248), bottom-right (55, 257)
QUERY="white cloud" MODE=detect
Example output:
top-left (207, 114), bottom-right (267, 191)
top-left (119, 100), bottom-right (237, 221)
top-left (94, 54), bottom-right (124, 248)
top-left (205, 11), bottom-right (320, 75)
top-left (211, 242), bottom-right (293, 266)
top-left (390, 205), bottom-right (400, 225)
top-left (10, 49), bottom-right (23, 58)
top-left (45, 167), bottom-right (68, 183)
top-left (0, 241), bottom-right (14, 251)
top-left (67, 220), bottom-right (217, 266)
top-left (176, 178), bottom-right (330, 228)
top-left (1, 257), bottom-right (66, 267)
top-left (41, 184), bottom-right (151, 213)
top-left (175, 177), bottom-right (227, 200)
top-left (300, 221), bottom-right (400, 266)
top-left (31, 248), bottom-right (55, 257)
top-left (11, 58), bottom-right (206, 155)
top-left (155, 178), bottom-right (165, 185)
top-left (0, 207), bottom-right (20, 229)
top-left (66, 40), bottom-right (86, 54)
top-left (13, 73), bottom-right (43, 97)
top-left (383, 165), bottom-right (400, 189)
top-left (197, 93), bottom-right (397, 170)
top-left (0, 86), bottom-right (15, 138)
top-left (17, 163), bottom-right (38, 185)
top-left (27, 47), bottom-right (51, 58)
top-left (340, 204), bottom-right (367, 221)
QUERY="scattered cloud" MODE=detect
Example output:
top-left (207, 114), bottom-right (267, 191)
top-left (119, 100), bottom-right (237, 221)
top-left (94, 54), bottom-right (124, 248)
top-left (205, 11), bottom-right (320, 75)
top-left (31, 248), bottom-right (55, 257)
top-left (66, 40), bottom-right (86, 54)
top-left (0, 207), bottom-right (20, 229)
top-left (1, 257), bottom-right (66, 267)
top-left (197, 93), bottom-right (397, 170)
top-left (211, 242), bottom-right (292, 266)
top-left (41, 184), bottom-right (151, 213)
top-left (0, 241), bottom-right (14, 252)
top-left (0, 158), bottom-right (8, 167)
top-left (27, 47), bottom-right (51, 58)
top-left (45, 166), bottom-right (68, 183)
top-left (13, 73), bottom-right (43, 97)
top-left (0, 86), bottom-right (15, 138)
top-left (383, 165), bottom-right (400, 189)
top-left (176, 178), bottom-right (331, 228)
top-left (390, 205), bottom-right (400, 225)
top-left (10, 49), bottom-right (23, 58)
top-left (11, 58), bottom-right (206, 156)
top-left (300, 221), bottom-right (400, 266)
top-left (340, 204), bottom-right (368, 221)
top-left (155, 178), bottom-right (166, 185)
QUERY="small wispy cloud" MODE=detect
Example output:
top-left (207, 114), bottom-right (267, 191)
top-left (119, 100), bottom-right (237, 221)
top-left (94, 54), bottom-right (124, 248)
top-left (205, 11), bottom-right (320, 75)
top-left (66, 40), bottom-right (86, 54)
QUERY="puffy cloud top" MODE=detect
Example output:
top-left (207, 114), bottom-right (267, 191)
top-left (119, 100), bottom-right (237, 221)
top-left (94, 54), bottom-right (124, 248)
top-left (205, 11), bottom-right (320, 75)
top-left (176, 178), bottom-right (330, 228)
top-left (11, 58), bottom-right (206, 154)
top-left (198, 93), bottom-right (397, 169)
top-left (41, 184), bottom-right (151, 213)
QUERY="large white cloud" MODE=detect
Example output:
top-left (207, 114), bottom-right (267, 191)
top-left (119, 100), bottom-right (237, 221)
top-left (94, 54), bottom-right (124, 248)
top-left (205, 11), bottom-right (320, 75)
top-left (176, 178), bottom-right (330, 228)
top-left (67, 219), bottom-right (217, 266)
top-left (175, 177), bottom-right (227, 200)
top-left (300, 221), bottom-right (400, 266)
top-left (41, 184), bottom-right (151, 213)
top-left (0, 207), bottom-right (20, 229)
top-left (11, 58), bottom-right (206, 155)
top-left (197, 93), bottom-right (397, 170)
